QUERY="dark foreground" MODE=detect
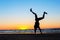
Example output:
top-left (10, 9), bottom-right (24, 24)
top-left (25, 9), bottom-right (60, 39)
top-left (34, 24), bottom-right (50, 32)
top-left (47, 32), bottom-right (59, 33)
top-left (0, 33), bottom-right (60, 40)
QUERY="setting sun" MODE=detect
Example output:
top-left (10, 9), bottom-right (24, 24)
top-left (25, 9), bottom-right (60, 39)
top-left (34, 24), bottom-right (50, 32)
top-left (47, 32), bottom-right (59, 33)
top-left (17, 25), bottom-right (29, 30)
top-left (19, 26), bottom-right (28, 30)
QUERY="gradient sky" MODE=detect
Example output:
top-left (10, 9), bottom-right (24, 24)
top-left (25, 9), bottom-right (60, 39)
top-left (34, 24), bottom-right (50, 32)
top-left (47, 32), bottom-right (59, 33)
top-left (0, 0), bottom-right (60, 30)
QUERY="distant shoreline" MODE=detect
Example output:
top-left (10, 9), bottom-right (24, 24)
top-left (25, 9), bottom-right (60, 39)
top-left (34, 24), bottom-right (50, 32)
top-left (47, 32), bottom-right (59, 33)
top-left (0, 29), bottom-right (60, 34)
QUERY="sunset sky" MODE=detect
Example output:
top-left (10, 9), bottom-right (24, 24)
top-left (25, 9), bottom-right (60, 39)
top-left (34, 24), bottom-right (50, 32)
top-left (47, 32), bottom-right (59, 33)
top-left (0, 0), bottom-right (60, 30)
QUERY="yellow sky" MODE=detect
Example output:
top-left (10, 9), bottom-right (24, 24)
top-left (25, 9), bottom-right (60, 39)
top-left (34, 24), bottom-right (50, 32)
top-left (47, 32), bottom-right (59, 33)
top-left (0, 20), bottom-right (60, 30)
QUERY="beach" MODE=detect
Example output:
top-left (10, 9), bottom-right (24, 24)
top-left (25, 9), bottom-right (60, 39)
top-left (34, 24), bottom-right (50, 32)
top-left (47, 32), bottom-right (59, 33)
top-left (0, 29), bottom-right (60, 40)
top-left (0, 33), bottom-right (60, 40)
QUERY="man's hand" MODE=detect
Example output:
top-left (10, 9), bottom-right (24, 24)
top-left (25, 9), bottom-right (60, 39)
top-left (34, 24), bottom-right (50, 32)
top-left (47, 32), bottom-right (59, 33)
top-left (30, 8), bottom-right (32, 12)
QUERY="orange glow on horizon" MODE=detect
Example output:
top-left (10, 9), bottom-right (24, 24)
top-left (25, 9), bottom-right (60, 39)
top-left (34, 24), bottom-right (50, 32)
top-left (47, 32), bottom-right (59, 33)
top-left (17, 24), bottom-right (33, 30)
top-left (0, 25), bottom-right (60, 30)
top-left (18, 25), bottom-right (28, 30)
top-left (0, 21), bottom-right (60, 30)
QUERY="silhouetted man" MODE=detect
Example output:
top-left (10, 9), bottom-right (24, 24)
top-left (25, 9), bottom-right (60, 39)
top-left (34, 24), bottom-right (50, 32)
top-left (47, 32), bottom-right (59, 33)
top-left (30, 8), bottom-right (47, 34)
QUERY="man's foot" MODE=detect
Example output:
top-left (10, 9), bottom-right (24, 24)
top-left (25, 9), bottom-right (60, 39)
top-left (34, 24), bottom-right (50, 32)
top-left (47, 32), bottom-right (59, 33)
top-left (44, 12), bottom-right (47, 14)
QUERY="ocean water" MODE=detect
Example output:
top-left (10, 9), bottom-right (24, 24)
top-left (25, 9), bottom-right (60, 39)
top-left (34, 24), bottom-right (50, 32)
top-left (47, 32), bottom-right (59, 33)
top-left (0, 29), bottom-right (60, 34)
